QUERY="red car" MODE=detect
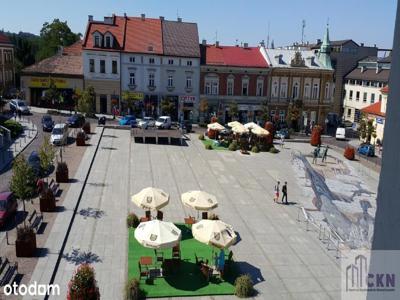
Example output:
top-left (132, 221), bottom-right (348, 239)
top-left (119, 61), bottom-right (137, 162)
top-left (0, 192), bottom-right (17, 228)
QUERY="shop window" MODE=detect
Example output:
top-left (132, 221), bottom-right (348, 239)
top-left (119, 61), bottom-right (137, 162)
top-left (100, 60), bottom-right (105, 73)
top-left (112, 60), bottom-right (118, 74)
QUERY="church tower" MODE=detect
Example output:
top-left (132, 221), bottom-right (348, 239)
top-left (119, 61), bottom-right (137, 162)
top-left (318, 25), bottom-right (332, 69)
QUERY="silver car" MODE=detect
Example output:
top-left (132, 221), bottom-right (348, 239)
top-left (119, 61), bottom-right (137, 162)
top-left (138, 117), bottom-right (155, 129)
top-left (9, 99), bottom-right (30, 114)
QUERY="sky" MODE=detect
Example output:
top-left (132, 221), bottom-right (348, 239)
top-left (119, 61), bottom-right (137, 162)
top-left (1, 0), bottom-right (397, 49)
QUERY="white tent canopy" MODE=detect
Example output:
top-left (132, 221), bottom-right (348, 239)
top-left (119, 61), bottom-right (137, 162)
top-left (244, 122), bottom-right (258, 130)
top-left (252, 126), bottom-right (270, 136)
top-left (192, 220), bottom-right (237, 249)
top-left (231, 124), bottom-right (248, 135)
top-left (131, 187), bottom-right (169, 210)
top-left (181, 191), bottom-right (218, 211)
top-left (227, 121), bottom-right (242, 128)
top-left (134, 220), bottom-right (182, 249)
top-left (207, 122), bottom-right (225, 131)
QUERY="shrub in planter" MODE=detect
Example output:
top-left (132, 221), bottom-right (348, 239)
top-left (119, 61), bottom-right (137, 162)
top-left (229, 140), bottom-right (238, 151)
top-left (40, 188), bottom-right (56, 212)
top-left (125, 278), bottom-right (145, 300)
top-left (205, 144), bottom-right (213, 150)
top-left (235, 274), bottom-right (255, 298)
top-left (251, 146), bottom-right (259, 153)
top-left (127, 213), bottom-right (140, 228)
top-left (310, 125), bottom-right (322, 146)
top-left (344, 146), bottom-right (355, 160)
top-left (198, 134), bottom-right (205, 140)
top-left (76, 131), bottom-right (86, 146)
top-left (16, 227), bottom-right (37, 257)
top-left (2, 120), bottom-right (23, 138)
top-left (269, 146), bottom-right (280, 154)
top-left (82, 122), bottom-right (91, 134)
top-left (67, 264), bottom-right (100, 300)
top-left (56, 161), bottom-right (69, 183)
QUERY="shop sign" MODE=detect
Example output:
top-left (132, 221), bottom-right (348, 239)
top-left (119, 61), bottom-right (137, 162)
top-left (376, 117), bottom-right (384, 124)
top-left (179, 95), bottom-right (196, 103)
top-left (125, 92), bottom-right (144, 100)
top-left (30, 77), bottom-right (68, 88)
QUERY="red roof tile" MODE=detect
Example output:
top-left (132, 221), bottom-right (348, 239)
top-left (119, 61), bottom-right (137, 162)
top-left (202, 45), bottom-right (268, 68)
top-left (361, 102), bottom-right (385, 117)
top-left (0, 32), bottom-right (11, 44)
top-left (124, 17), bottom-right (162, 54)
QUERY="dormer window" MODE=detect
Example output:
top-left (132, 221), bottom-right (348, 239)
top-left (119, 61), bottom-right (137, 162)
top-left (94, 35), bottom-right (101, 47)
top-left (105, 36), bottom-right (111, 48)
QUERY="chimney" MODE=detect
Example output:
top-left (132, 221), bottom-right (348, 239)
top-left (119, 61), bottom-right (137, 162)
top-left (360, 43), bottom-right (364, 47)
top-left (202, 39), bottom-right (207, 46)
top-left (159, 16), bottom-right (164, 21)
top-left (215, 41), bottom-right (220, 47)
top-left (260, 40), bottom-right (265, 47)
top-left (141, 13), bottom-right (145, 20)
top-left (243, 42), bottom-right (249, 48)
top-left (88, 15), bottom-right (93, 22)
top-left (177, 17), bottom-right (182, 22)
top-left (317, 38), bottom-right (321, 44)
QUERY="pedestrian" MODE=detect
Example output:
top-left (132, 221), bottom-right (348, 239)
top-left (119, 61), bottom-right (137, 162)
top-left (274, 181), bottom-right (280, 202)
top-left (13, 110), bottom-right (17, 121)
top-left (312, 147), bottom-right (318, 164)
top-left (280, 135), bottom-right (285, 148)
top-left (17, 109), bottom-right (22, 119)
top-left (282, 182), bottom-right (288, 204)
top-left (322, 145), bottom-right (329, 163)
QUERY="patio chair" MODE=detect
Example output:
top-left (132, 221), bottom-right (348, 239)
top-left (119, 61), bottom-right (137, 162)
top-left (138, 262), bottom-right (149, 281)
top-left (202, 212), bottom-right (208, 220)
top-left (195, 254), bottom-right (205, 266)
top-left (172, 244), bottom-right (181, 260)
top-left (156, 210), bottom-right (163, 221)
top-left (154, 250), bottom-right (164, 264)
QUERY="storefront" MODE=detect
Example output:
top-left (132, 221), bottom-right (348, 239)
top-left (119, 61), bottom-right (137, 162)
top-left (180, 95), bottom-right (196, 121)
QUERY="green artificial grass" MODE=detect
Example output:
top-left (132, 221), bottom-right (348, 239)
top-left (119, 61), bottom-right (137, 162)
top-left (128, 224), bottom-right (239, 298)
top-left (201, 139), bottom-right (229, 151)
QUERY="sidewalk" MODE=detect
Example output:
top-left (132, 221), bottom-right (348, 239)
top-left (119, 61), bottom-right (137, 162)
top-left (29, 106), bottom-right (116, 120)
top-left (0, 117), bottom-right (38, 172)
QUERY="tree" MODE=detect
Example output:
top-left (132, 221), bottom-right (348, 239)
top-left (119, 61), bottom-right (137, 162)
top-left (228, 102), bottom-right (239, 121)
top-left (122, 91), bottom-right (140, 115)
top-left (286, 100), bottom-right (303, 131)
top-left (160, 98), bottom-right (175, 116)
top-left (358, 113), bottom-right (376, 143)
top-left (36, 19), bottom-right (81, 61)
top-left (10, 155), bottom-right (36, 215)
top-left (260, 101), bottom-right (269, 124)
top-left (199, 99), bottom-right (209, 123)
top-left (39, 136), bottom-right (56, 178)
top-left (44, 79), bottom-right (60, 108)
top-left (77, 86), bottom-right (96, 117)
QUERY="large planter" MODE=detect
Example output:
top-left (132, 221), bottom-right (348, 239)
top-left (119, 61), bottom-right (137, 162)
top-left (56, 164), bottom-right (69, 183)
top-left (310, 126), bottom-right (322, 146)
top-left (82, 122), bottom-right (91, 135)
top-left (344, 146), bottom-right (355, 160)
top-left (40, 190), bottom-right (56, 212)
top-left (76, 135), bottom-right (86, 146)
top-left (16, 229), bottom-right (37, 257)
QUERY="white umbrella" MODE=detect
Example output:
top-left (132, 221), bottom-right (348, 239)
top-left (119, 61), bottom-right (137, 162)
top-left (227, 121), bottom-right (242, 128)
top-left (244, 122), bottom-right (258, 130)
top-left (252, 126), bottom-right (270, 136)
top-left (192, 220), bottom-right (237, 249)
top-left (207, 122), bottom-right (225, 131)
top-left (131, 187), bottom-right (169, 210)
top-left (134, 220), bottom-right (182, 249)
top-left (231, 124), bottom-right (248, 135)
top-left (181, 191), bottom-right (218, 211)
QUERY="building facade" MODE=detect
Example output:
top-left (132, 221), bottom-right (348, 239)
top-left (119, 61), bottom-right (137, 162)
top-left (0, 32), bottom-right (15, 92)
top-left (200, 42), bottom-right (269, 123)
top-left (343, 56), bottom-right (390, 123)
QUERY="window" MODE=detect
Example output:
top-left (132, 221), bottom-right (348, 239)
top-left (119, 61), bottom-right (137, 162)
top-left (205, 82), bottom-right (211, 94)
top-left (292, 82), bottom-right (299, 99)
top-left (257, 80), bottom-right (264, 96)
top-left (89, 59), bottom-right (95, 72)
top-left (186, 76), bottom-right (192, 88)
top-left (129, 57), bottom-right (135, 63)
top-left (304, 83), bottom-right (310, 99)
top-left (356, 91), bottom-right (360, 101)
top-left (349, 90), bottom-right (353, 100)
top-left (227, 79), bottom-right (234, 96)
top-left (168, 75), bottom-right (174, 87)
top-left (187, 60), bottom-right (192, 66)
top-left (312, 84), bottom-right (319, 99)
top-left (347, 108), bottom-right (352, 117)
top-left (94, 35), bottom-right (100, 47)
top-left (148, 73), bottom-right (155, 87)
top-left (105, 36), bottom-right (111, 48)
top-left (212, 82), bottom-right (219, 95)
top-left (242, 80), bottom-right (249, 96)
top-left (100, 60), bottom-right (105, 73)
top-left (371, 93), bottom-right (375, 103)
top-left (379, 94), bottom-right (382, 102)
top-left (112, 60), bottom-right (118, 74)
top-left (363, 92), bottom-right (367, 102)
top-left (168, 59), bottom-right (174, 65)
top-left (149, 58), bottom-right (155, 64)
top-left (279, 110), bottom-right (285, 122)
top-left (272, 81), bottom-right (279, 97)
top-left (280, 82), bottom-right (287, 98)
top-left (129, 73), bottom-right (135, 85)
top-left (324, 83), bottom-right (330, 99)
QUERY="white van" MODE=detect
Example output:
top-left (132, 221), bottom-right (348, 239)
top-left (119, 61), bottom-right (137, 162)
top-left (50, 123), bottom-right (69, 145)
top-left (335, 127), bottom-right (346, 140)
top-left (155, 116), bottom-right (172, 129)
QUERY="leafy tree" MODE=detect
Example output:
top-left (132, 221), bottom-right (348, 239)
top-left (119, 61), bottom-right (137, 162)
top-left (36, 19), bottom-right (81, 61)
top-left (199, 98), bottom-right (209, 123)
top-left (260, 101), bottom-right (269, 123)
top-left (10, 155), bottom-right (36, 215)
top-left (358, 113), bottom-right (376, 143)
top-left (228, 102), bottom-right (239, 120)
top-left (121, 91), bottom-right (140, 115)
top-left (287, 99), bottom-right (303, 131)
top-left (77, 86), bottom-right (96, 117)
top-left (44, 79), bottom-right (60, 107)
top-left (39, 136), bottom-right (56, 178)
top-left (160, 98), bottom-right (175, 116)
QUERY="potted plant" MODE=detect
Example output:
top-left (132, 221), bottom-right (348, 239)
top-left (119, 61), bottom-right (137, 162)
top-left (82, 122), bottom-right (91, 135)
top-left (76, 130), bottom-right (86, 146)
top-left (125, 278), bottom-right (145, 300)
top-left (67, 264), bottom-right (100, 300)
top-left (235, 274), bottom-right (255, 298)
top-left (56, 161), bottom-right (69, 183)
top-left (344, 146), bottom-right (355, 160)
top-left (310, 125), bottom-right (322, 146)
top-left (16, 226), bottom-right (37, 257)
top-left (40, 188), bottom-right (56, 212)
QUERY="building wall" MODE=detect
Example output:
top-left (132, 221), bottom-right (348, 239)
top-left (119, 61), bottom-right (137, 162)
top-left (0, 45), bottom-right (15, 89)
top-left (85, 79), bottom-right (120, 114)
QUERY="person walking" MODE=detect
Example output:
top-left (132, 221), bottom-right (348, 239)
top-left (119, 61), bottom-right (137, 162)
top-left (322, 145), bottom-right (329, 163)
top-left (312, 147), bottom-right (318, 164)
top-left (282, 182), bottom-right (288, 204)
top-left (274, 181), bottom-right (280, 202)
top-left (280, 135), bottom-right (285, 148)
top-left (17, 109), bottom-right (22, 119)
top-left (13, 110), bottom-right (17, 121)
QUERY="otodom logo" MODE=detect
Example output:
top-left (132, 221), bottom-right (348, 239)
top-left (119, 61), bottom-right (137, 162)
top-left (3, 282), bottom-right (60, 297)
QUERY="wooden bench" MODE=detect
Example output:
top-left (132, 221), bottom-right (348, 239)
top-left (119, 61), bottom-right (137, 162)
top-left (0, 258), bottom-right (18, 287)
top-left (49, 179), bottom-right (60, 197)
top-left (28, 210), bottom-right (43, 233)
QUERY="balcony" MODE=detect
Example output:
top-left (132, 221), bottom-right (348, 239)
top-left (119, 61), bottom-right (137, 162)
top-left (166, 86), bottom-right (175, 92)
top-left (147, 85), bottom-right (156, 91)
top-left (128, 84), bottom-right (137, 91)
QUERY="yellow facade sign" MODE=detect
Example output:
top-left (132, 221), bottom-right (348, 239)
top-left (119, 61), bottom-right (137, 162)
top-left (30, 77), bottom-right (68, 89)
top-left (125, 91), bottom-right (144, 101)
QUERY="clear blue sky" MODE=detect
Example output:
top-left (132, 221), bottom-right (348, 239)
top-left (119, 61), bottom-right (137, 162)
top-left (1, 0), bottom-right (397, 49)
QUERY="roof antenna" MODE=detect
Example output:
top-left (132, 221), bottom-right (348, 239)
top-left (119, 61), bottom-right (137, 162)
top-left (177, 8), bottom-right (180, 19)
top-left (215, 30), bottom-right (218, 43)
top-left (301, 20), bottom-right (306, 44)
top-left (267, 21), bottom-right (270, 48)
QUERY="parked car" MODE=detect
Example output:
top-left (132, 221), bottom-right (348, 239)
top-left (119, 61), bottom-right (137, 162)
top-left (50, 123), bottom-right (69, 145)
top-left (67, 114), bottom-right (85, 128)
top-left (155, 116), bottom-right (172, 129)
top-left (138, 117), bottom-right (155, 129)
top-left (41, 115), bottom-right (55, 131)
top-left (119, 115), bottom-right (137, 126)
top-left (0, 192), bottom-right (17, 228)
top-left (9, 99), bottom-right (30, 114)
top-left (335, 127), bottom-right (346, 140)
top-left (358, 144), bottom-right (375, 157)
top-left (276, 128), bottom-right (290, 139)
top-left (28, 151), bottom-right (41, 177)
